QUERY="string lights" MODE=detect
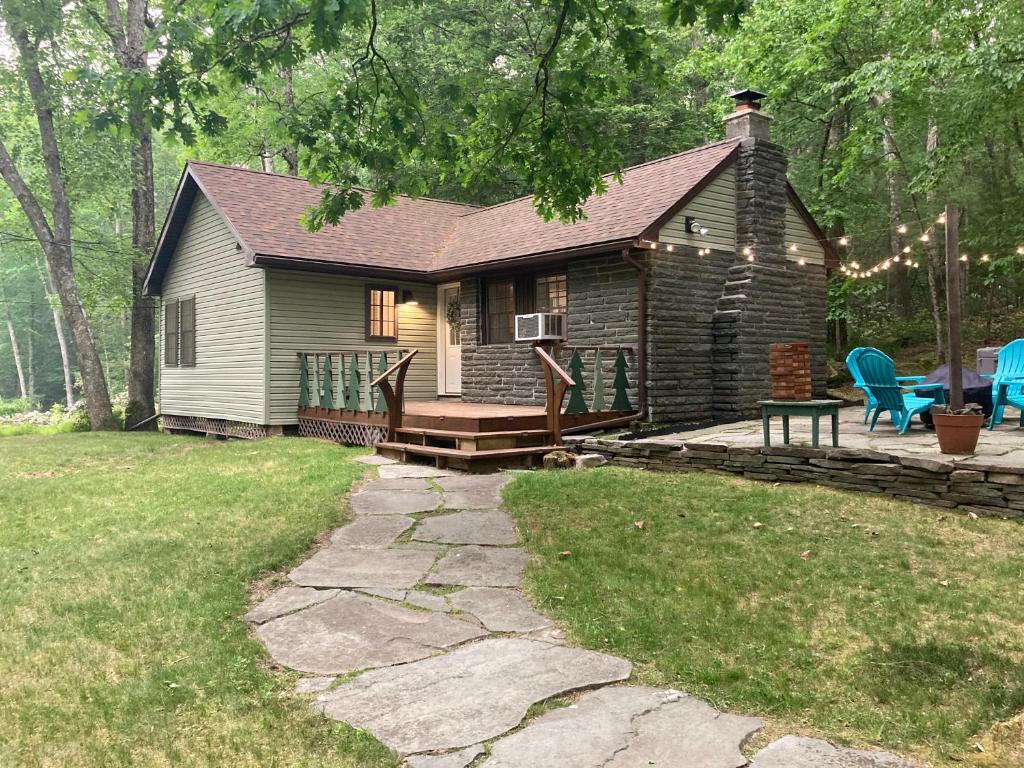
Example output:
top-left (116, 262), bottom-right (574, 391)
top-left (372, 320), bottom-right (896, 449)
top-left (833, 211), bottom-right (1024, 280)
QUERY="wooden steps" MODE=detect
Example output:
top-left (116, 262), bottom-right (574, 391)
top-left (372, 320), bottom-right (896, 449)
top-left (395, 426), bottom-right (552, 453)
top-left (377, 441), bottom-right (553, 472)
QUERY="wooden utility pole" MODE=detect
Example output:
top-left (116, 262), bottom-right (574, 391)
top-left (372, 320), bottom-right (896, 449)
top-left (945, 203), bottom-right (963, 411)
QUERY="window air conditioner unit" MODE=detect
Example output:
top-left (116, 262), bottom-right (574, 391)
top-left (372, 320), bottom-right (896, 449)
top-left (515, 313), bottom-right (565, 342)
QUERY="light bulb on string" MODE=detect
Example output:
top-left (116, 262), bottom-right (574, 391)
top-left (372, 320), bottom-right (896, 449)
top-left (797, 258), bottom-right (806, 266)
top-left (893, 255), bottom-right (901, 262)
top-left (902, 246), bottom-right (912, 254)
top-left (981, 254), bottom-right (990, 262)
top-left (919, 233), bottom-right (930, 242)
top-left (897, 224), bottom-right (908, 234)
top-left (960, 254), bottom-right (968, 262)
top-left (838, 236), bottom-right (848, 246)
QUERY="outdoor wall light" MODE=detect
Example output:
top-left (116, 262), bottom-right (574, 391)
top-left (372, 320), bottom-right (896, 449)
top-left (401, 289), bottom-right (418, 305)
top-left (684, 216), bottom-right (709, 236)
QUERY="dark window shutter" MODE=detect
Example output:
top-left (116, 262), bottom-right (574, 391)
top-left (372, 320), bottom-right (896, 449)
top-left (180, 297), bottom-right (196, 367)
top-left (164, 300), bottom-right (179, 367)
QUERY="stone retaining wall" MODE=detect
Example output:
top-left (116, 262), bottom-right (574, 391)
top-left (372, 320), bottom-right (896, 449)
top-left (565, 436), bottom-right (1024, 519)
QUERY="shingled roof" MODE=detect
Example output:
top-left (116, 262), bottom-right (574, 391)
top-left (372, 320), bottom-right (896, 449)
top-left (146, 138), bottom-right (749, 293)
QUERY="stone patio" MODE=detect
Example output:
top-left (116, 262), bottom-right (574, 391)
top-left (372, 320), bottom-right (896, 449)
top-left (246, 458), bottom-right (923, 767)
top-left (675, 405), bottom-right (1024, 470)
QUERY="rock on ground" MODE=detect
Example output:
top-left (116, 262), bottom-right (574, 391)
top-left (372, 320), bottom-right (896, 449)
top-left (256, 591), bottom-right (485, 674)
top-left (405, 744), bottom-right (485, 768)
top-left (574, 454), bottom-right (607, 469)
top-left (412, 510), bottom-right (518, 546)
top-left (542, 450), bottom-right (576, 469)
top-left (448, 588), bottom-right (551, 633)
top-left (749, 736), bottom-right (920, 768)
top-left (294, 676), bottom-right (336, 694)
top-left (316, 638), bottom-right (632, 755)
top-left (245, 586), bottom-right (340, 624)
top-left (289, 546), bottom-right (440, 589)
top-left (482, 686), bottom-right (762, 768)
top-left (427, 546), bottom-right (529, 587)
top-left (330, 515), bottom-right (415, 548)
top-left (350, 489), bottom-right (442, 515)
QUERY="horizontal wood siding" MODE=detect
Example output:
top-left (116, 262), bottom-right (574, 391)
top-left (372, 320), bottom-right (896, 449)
top-left (160, 194), bottom-right (267, 424)
top-left (267, 270), bottom-right (438, 425)
top-left (785, 201), bottom-right (827, 265)
top-left (658, 164), bottom-right (737, 252)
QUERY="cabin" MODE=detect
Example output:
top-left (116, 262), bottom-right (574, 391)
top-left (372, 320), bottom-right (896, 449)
top-left (144, 91), bottom-right (837, 470)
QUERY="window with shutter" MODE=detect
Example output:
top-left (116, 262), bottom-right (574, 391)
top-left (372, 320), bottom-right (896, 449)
top-left (164, 299), bottom-right (179, 367)
top-left (180, 296), bottom-right (196, 367)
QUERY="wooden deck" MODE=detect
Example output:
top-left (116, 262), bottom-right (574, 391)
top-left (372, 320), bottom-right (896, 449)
top-left (387, 400), bottom-right (636, 471)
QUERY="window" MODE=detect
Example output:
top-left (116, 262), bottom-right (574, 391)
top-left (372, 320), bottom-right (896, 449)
top-left (164, 299), bottom-right (179, 367)
top-left (164, 297), bottom-right (195, 367)
top-left (536, 274), bottom-right (567, 314)
top-left (483, 272), bottom-right (567, 344)
top-left (485, 279), bottom-right (516, 344)
top-left (366, 286), bottom-right (398, 340)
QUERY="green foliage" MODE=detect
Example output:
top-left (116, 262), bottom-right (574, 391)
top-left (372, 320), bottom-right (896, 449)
top-left (0, 396), bottom-right (38, 417)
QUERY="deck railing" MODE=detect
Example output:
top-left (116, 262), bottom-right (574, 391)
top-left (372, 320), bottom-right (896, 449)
top-left (533, 344), bottom-right (638, 444)
top-left (297, 350), bottom-right (417, 437)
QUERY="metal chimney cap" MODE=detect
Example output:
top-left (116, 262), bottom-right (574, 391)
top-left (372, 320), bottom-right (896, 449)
top-left (729, 89), bottom-right (767, 109)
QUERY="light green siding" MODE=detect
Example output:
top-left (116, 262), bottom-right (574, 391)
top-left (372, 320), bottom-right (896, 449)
top-left (658, 164), bottom-right (737, 252)
top-left (266, 270), bottom-right (438, 425)
top-left (160, 194), bottom-right (267, 423)
top-left (785, 200), bottom-right (827, 265)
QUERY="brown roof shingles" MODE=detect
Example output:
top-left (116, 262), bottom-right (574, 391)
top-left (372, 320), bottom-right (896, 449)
top-left (178, 138), bottom-right (741, 278)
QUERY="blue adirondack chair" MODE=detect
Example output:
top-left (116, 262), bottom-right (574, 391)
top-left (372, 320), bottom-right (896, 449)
top-left (987, 339), bottom-right (1024, 429)
top-left (845, 347), bottom-right (926, 424)
top-left (857, 348), bottom-right (935, 434)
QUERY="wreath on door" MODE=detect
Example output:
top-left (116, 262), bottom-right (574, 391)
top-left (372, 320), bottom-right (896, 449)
top-left (445, 296), bottom-right (462, 328)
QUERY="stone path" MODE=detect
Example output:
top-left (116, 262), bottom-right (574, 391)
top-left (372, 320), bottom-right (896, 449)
top-left (247, 455), bottom-right (921, 767)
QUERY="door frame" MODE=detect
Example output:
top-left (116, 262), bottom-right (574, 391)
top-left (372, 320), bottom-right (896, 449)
top-left (436, 282), bottom-right (462, 396)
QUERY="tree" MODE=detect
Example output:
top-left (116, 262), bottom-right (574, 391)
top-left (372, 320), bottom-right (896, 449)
top-left (0, 0), bottom-right (116, 428)
top-left (82, 0), bottom-right (158, 429)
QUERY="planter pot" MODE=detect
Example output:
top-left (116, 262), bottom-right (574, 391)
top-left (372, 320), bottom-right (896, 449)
top-left (932, 412), bottom-right (984, 455)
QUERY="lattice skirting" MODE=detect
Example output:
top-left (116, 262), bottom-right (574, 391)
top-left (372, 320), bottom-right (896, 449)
top-left (162, 414), bottom-right (269, 440)
top-left (298, 416), bottom-right (387, 447)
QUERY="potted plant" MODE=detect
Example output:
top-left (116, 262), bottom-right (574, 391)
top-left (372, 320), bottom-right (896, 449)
top-left (932, 204), bottom-right (984, 455)
top-left (932, 403), bottom-right (984, 454)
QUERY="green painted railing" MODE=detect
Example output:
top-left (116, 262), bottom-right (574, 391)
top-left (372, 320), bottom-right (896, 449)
top-left (297, 349), bottom-right (412, 416)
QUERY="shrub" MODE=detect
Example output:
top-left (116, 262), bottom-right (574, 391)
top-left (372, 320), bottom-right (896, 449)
top-left (0, 397), bottom-right (39, 418)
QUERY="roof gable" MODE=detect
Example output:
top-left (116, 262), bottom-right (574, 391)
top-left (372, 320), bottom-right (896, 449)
top-left (146, 138), bottom-right (757, 293)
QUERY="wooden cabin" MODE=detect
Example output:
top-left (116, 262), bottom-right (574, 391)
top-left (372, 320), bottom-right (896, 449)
top-left (145, 92), bottom-right (836, 470)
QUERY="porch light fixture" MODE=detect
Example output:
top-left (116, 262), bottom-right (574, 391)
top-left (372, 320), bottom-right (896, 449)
top-left (401, 289), bottom-right (418, 305)
top-left (684, 216), bottom-right (709, 236)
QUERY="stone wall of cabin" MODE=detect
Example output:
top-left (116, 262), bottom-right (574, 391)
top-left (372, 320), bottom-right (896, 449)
top-left (459, 253), bottom-right (639, 407)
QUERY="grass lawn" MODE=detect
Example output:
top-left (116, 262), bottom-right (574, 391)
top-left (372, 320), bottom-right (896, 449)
top-left (0, 433), bottom-right (399, 768)
top-left (504, 467), bottom-right (1024, 768)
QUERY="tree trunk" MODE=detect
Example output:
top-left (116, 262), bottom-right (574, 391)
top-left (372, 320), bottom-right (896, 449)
top-left (875, 100), bottom-right (912, 317)
top-left (36, 256), bottom-right (75, 407)
top-left (280, 67), bottom-right (298, 175)
top-left (4, 297), bottom-right (28, 398)
top-left (27, 302), bottom-right (35, 399)
top-left (99, 0), bottom-right (157, 429)
top-left (924, 120), bottom-right (945, 362)
top-left (126, 111), bottom-right (157, 429)
top-left (0, 26), bottom-right (115, 428)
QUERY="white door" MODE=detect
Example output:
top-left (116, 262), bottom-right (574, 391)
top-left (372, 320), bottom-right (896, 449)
top-left (438, 283), bottom-right (462, 395)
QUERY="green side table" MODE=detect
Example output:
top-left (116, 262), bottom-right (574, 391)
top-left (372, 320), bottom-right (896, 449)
top-left (758, 399), bottom-right (842, 448)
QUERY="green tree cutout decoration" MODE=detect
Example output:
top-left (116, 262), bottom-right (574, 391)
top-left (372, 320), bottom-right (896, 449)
top-left (363, 353), bottom-right (375, 411)
top-left (564, 350), bottom-right (588, 415)
top-left (591, 350), bottom-right (606, 411)
top-left (321, 354), bottom-right (336, 409)
top-left (298, 354), bottom-right (311, 407)
top-left (345, 354), bottom-right (361, 410)
top-left (611, 348), bottom-right (632, 412)
top-left (374, 352), bottom-right (389, 413)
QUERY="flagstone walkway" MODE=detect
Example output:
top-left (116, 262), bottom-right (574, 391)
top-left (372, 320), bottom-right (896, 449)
top-left (246, 456), bottom-right (922, 768)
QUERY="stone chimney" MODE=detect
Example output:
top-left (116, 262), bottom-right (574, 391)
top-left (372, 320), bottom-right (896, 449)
top-left (727, 89), bottom-right (788, 269)
top-left (712, 89), bottom-right (826, 418)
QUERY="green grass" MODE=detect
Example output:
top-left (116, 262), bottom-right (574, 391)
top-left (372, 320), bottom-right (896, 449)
top-left (0, 433), bottom-right (398, 768)
top-left (504, 468), bottom-right (1024, 767)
